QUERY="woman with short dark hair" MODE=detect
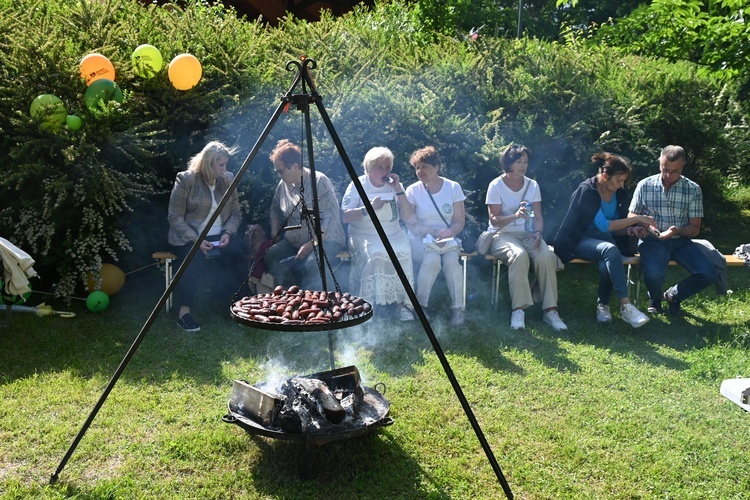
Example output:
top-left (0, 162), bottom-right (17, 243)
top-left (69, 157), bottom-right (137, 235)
top-left (405, 146), bottom-right (466, 327)
top-left (264, 139), bottom-right (346, 291)
top-left (486, 143), bottom-right (566, 331)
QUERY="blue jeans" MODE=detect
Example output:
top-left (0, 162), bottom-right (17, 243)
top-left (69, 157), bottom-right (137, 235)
top-left (637, 237), bottom-right (716, 303)
top-left (574, 233), bottom-right (629, 304)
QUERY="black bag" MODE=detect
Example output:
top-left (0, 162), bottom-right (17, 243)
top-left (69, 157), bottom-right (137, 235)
top-left (614, 234), bottom-right (638, 257)
top-left (459, 224), bottom-right (479, 253)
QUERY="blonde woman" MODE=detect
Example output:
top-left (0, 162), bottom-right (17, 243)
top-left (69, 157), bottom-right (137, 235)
top-left (341, 147), bottom-right (415, 321)
top-left (168, 141), bottom-right (244, 332)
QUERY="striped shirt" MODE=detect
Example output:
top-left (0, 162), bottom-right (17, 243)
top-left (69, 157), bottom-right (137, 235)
top-left (628, 174), bottom-right (703, 232)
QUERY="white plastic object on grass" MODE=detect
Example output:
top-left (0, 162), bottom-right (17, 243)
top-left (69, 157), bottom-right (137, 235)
top-left (720, 377), bottom-right (750, 412)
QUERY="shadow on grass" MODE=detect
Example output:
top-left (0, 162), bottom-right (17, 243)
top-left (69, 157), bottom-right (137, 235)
top-left (360, 261), bottom-right (750, 381)
top-left (240, 431), bottom-right (447, 499)
top-left (5, 261), bottom-right (744, 388)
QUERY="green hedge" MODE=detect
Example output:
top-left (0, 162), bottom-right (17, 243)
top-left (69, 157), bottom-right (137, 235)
top-left (0, 0), bottom-right (747, 297)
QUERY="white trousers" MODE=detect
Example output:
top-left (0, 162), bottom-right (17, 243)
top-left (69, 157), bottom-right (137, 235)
top-left (416, 248), bottom-right (463, 310)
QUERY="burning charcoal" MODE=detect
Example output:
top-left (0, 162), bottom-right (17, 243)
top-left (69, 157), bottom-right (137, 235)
top-left (278, 407), bottom-right (302, 433)
top-left (291, 377), bottom-right (346, 425)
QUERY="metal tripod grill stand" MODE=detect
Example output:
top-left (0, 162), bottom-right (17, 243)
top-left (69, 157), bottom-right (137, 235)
top-left (50, 57), bottom-right (513, 499)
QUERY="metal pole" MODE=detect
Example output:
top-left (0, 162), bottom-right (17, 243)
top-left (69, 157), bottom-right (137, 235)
top-left (50, 63), bottom-right (308, 485)
top-left (300, 60), bottom-right (514, 499)
top-left (517, 0), bottom-right (523, 39)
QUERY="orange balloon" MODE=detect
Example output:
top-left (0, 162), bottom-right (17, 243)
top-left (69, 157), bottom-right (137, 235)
top-left (168, 53), bottom-right (202, 90)
top-left (80, 53), bottom-right (116, 86)
top-left (86, 263), bottom-right (126, 295)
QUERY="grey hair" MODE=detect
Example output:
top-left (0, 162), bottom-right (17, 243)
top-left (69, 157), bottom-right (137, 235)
top-left (660, 145), bottom-right (686, 163)
top-left (362, 147), bottom-right (394, 173)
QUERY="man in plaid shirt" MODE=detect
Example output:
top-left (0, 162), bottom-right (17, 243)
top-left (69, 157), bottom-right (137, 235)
top-left (628, 145), bottom-right (716, 315)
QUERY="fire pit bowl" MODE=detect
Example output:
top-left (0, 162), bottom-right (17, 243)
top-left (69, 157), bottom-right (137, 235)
top-left (222, 365), bottom-right (392, 478)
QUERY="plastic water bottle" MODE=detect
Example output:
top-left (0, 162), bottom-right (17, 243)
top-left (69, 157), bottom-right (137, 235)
top-left (523, 202), bottom-right (535, 232)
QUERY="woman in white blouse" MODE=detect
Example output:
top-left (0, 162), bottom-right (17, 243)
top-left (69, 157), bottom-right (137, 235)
top-left (485, 144), bottom-right (567, 332)
top-left (341, 147), bottom-right (415, 321)
top-left (405, 146), bottom-right (466, 327)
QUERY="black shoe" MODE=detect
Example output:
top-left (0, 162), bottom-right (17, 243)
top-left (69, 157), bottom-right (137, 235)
top-left (177, 313), bottom-right (201, 332)
top-left (663, 287), bottom-right (681, 316)
top-left (647, 299), bottom-right (663, 315)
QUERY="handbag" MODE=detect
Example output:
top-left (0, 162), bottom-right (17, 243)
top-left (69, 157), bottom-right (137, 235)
top-left (474, 178), bottom-right (533, 255)
top-left (474, 230), bottom-right (496, 255)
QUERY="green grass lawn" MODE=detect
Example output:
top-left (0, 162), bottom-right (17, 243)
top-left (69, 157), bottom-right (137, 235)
top-left (1, 252), bottom-right (749, 499)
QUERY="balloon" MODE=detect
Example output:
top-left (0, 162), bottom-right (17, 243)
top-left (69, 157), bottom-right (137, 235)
top-left (86, 263), bottom-right (126, 296)
top-left (168, 53), bottom-right (202, 90)
top-left (84, 78), bottom-right (123, 112)
top-left (86, 291), bottom-right (110, 313)
top-left (1, 281), bottom-right (32, 305)
top-left (66, 115), bottom-right (83, 131)
top-left (132, 44), bottom-right (163, 79)
top-left (29, 94), bottom-right (67, 132)
top-left (80, 53), bottom-right (116, 86)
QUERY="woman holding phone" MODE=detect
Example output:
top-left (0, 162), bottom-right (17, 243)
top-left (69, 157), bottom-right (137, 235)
top-left (167, 141), bottom-right (245, 332)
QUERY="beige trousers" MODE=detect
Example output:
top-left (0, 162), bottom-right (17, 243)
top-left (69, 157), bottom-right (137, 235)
top-left (490, 232), bottom-right (559, 311)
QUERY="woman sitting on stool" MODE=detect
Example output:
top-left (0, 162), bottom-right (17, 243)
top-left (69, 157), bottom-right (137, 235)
top-left (485, 143), bottom-right (567, 331)
top-left (167, 141), bottom-right (245, 333)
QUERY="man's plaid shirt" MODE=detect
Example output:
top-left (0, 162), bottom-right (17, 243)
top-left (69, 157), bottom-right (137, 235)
top-left (629, 174), bottom-right (703, 232)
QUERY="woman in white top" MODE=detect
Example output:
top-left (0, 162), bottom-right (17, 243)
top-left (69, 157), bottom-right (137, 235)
top-left (341, 147), bottom-right (415, 321)
top-left (485, 144), bottom-right (567, 331)
top-left (405, 146), bottom-right (466, 327)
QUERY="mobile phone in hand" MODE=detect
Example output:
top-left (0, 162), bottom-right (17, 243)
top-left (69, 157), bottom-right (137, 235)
top-left (206, 245), bottom-right (221, 259)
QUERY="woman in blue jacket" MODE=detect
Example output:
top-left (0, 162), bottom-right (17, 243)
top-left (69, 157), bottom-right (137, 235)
top-left (553, 153), bottom-right (655, 328)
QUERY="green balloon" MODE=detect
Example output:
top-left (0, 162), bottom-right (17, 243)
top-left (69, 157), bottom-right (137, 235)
top-left (66, 115), bottom-right (83, 131)
top-left (1, 280), bottom-right (32, 305)
top-left (29, 94), bottom-right (67, 132)
top-left (86, 291), bottom-right (110, 313)
top-left (132, 44), bottom-right (163, 79)
top-left (84, 78), bottom-right (123, 113)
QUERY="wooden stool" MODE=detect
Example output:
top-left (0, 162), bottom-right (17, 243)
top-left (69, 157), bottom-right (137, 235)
top-left (152, 252), bottom-right (177, 313)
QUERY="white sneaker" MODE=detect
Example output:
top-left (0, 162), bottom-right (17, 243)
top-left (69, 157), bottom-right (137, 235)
top-left (621, 303), bottom-right (649, 328)
top-left (450, 309), bottom-right (465, 326)
top-left (543, 310), bottom-right (568, 331)
top-left (510, 309), bottom-right (525, 330)
top-left (398, 307), bottom-right (414, 322)
top-left (596, 303), bottom-right (612, 323)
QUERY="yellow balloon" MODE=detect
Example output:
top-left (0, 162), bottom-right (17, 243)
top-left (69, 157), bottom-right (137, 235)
top-left (86, 263), bottom-right (126, 296)
top-left (168, 53), bottom-right (202, 90)
top-left (80, 53), bottom-right (116, 86)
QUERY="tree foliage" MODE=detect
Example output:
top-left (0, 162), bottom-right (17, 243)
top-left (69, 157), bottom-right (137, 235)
top-left (411, 0), bottom-right (644, 40)
top-left (590, 0), bottom-right (750, 79)
top-left (0, 0), bottom-right (748, 297)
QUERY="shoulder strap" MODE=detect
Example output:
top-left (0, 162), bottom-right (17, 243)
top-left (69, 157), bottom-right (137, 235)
top-left (520, 178), bottom-right (531, 203)
top-left (425, 184), bottom-right (451, 228)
